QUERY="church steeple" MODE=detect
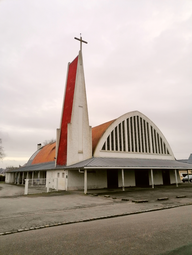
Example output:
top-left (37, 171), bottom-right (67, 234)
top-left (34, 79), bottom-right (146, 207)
top-left (56, 37), bottom-right (92, 166)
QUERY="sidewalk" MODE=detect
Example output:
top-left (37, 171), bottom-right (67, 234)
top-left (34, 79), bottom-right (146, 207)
top-left (0, 183), bottom-right (192, 236)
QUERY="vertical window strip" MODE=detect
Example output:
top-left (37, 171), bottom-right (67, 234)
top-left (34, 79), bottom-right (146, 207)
top-left (151, 126), bottom-right (154, 153)
top-left (140, 118), bottom-right (144, 153)
top-left (134, 116), bottom-right (137, 152)
top-left (124, 119), bottom-right (128, 152)
top-left (107, 136), bottom-right (110, 150)
top-left (130, 117), bottom-right (134, 152)
top-left (160, 137), bottom-right (163, 154)
top-left (147, 123), bottom-right (151, 153)
top-left (115, 127), bottom-right (118, 151)
top-left (122, 121), bottom-right (126, 151)
top-left (102, 142), bottom-right (106, 150)
top-left (128, 118), bottom-right (132, 152)
top-left (117, 124), bottom-right (120, 151)
top-left (118, 123), bottom-right (122, 151)
top-left (163, 143), bottom-right (166, 154)
top-left (145, 121), bottom-right (149, 153)
top-left (157, 133), bottom-right (160, 154)
top-left (137, 116), bottom-right (141, 152)
top-left (154, 129), bottom-right (157, 153)
top-left (143, 120), bottom-right (148, 153)
top-left (111, 130), bottom-right (114, 151)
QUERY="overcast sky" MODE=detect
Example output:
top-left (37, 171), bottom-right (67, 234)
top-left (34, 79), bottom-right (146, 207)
top-left (0, 0), bottom-right (192, 168)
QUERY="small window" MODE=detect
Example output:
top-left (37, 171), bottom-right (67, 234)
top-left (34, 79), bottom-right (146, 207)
top-left (62, 173), bottom-right (64, 178)
top-left (57, 173), bottom-right (60, 178)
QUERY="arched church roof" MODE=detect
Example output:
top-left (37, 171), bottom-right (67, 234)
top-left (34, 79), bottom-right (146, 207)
top-left (93, 111), bottom-right (174, 160)
top-left (26, 110), bottom-right (175, 166)
top-left (26, 143), bottom-right (56, 165)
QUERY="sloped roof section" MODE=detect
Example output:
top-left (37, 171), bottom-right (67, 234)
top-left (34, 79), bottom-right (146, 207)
top-left (65, 157), bottom-right (192, 170)
top-left (92, 119), bottom-right (116, 154)
top-left (31, 143), bottom-right (56, 165)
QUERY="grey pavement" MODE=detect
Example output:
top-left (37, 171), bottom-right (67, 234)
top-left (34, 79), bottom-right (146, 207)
top-left (0, 182), bottom-right (192, 235)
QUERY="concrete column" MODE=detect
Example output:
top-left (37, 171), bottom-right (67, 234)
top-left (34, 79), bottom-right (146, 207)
top-left (38, 171), bottom-right (40, 179)
top-left (14, 173), bottom-right (17, 184)
top-left (24, 179), bottom-right (29, 195)
top-left (151, 169), bottom-right (154, 188)
top-left (121, 169), bottom-right (125, 191)
top-left (32, 171), bottom-right (34, 186)
top-left (21, 172), bottom-right (24, 185)
top-left (84, 169), bottom-right (87, 194)
top-left (175, 169), bottom-right (178, 187)
top-left (17, 172), bottom-right (20, 185)
top-left (187, 170), bottom-right (189, 182)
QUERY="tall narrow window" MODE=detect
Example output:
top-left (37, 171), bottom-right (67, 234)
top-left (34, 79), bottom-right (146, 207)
top-left (147, 123), bottom-right (151, 153)
top-left (127, 119), bottom-right (130, 152)
top-left (140, 118), bottom-right (144, 153)
top-left (111, 130), bottom-right (114, 151)
top-left (115, 127), bottom-right (118, 151)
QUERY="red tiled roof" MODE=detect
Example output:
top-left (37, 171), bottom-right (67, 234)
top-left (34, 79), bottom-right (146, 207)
top-left (32, 143), bottom-right (56, 165)
top-left (30, 119), bottom-right (116, 165)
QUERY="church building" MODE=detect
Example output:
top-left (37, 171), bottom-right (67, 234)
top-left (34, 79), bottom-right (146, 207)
top-left (5, 36), bottom-right (192, 193)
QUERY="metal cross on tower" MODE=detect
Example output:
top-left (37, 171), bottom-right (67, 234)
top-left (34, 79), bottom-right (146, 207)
top-left (74, 34), bottom-right (88, 51)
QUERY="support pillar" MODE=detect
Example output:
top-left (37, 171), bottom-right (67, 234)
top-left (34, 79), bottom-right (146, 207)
top-left (84, 169), bottom-right (87, 195)
top-left (38, 171), bottom-right (40, 179)
top-left (17, 172), bottom-right (20, 185)
top-left (121, 169), bottom-right (125, 191)
top-left (32, 171), bottom-right (34, 186)
top-left (187, 170), bottom-right (189, 183)
top-left (24, 179), bottom-right (29, 195)
top-left (151, 169), bottom-right (154, 189)
top-left (175, 169), bottom-right (178, 187)
top-left (22, 172), bottom-right (24, 185)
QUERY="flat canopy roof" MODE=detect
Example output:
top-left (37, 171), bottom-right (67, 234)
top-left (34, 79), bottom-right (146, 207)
top-left (7, 157), bottom-right (192, 173)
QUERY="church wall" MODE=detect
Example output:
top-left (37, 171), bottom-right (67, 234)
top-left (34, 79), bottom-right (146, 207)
top-left (170, 169), bottom-right (181, 184)
top-left (118, 170), bottom-right (135, 187)
top-left (5, 173), bottom-right (14, 184)
top-left (148, 170), bottom-right (163, 185)
top-left (67, 169), bottom-right (107, 190)
top-left (46, 170), bottom-right (66, 190)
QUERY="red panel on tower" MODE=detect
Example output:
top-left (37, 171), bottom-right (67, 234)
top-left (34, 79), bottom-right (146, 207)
top-left (57, 56), bottom-right (78, 165)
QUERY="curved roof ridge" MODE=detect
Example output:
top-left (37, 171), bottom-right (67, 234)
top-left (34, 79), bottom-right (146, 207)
top-left (92, 119), bottom-right (116, 154)
top-left (31, 142), bottom-right (56, 165)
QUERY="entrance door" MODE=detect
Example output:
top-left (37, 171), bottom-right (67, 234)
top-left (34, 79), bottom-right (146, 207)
top-left (135, 170), bottom-right (149, 187)
top-left (107, 169), bottom-right (118, 189)
top-left (162, 170), bottom-right (170, 185)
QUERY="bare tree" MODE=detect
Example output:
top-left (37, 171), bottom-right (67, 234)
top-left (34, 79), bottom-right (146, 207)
top-left (43, 139), bottom-right (56, 145)
top-left (0, 139), bottom-right (5, 159)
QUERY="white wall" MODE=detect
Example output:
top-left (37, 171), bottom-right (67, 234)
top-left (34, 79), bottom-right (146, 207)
top-left (118, 170), bottom-right (135, 187)
top-left (170, 170), bottom-right (181, 184)
top-left (46, 170), bottom-right (66, 190)
top-left (67, 169), bottom-right (107, 190)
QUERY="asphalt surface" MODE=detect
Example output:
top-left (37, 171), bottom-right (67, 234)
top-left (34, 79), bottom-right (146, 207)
top-left (1, 205), bottom-right (192, 255)
top-left (0, 182), bottom-right (192, 236)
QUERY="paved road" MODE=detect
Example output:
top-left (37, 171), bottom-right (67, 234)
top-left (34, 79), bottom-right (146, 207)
top-left (0, 205), bottom-right (192, 255)
top-left (0, 183), bottom-right (192, 234)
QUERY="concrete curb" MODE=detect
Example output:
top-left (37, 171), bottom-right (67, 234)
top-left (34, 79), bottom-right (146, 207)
top-left (1, 202), bottom-right (192, 237)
